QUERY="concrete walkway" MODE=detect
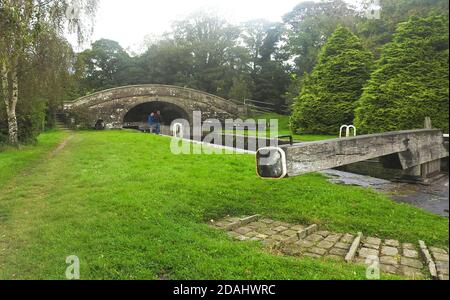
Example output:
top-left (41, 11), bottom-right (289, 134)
top-left (211, 215), bottom-right (449, 280)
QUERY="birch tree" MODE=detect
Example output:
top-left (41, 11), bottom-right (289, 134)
top-left (0, 0), bottom-right (97, 144)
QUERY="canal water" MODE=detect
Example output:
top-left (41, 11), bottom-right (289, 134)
top-left (322, 169), bottom-right (449, 218)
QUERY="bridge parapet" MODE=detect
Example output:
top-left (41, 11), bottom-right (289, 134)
top-left (66, 85), bottom-right (245, 114)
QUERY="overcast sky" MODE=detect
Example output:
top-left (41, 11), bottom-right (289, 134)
top-left (71, 0), bottom-right (360, 53)
top-left (69, 0), bottom-right (303, 52)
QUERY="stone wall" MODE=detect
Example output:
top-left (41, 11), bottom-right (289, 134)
top-left (64, 85), bottom-right (249, 128)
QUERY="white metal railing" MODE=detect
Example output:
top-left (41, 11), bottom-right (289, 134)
top-left (340, 125), bottom-right (357, 138)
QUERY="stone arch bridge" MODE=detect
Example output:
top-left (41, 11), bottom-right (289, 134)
top-left (63, 85), bottom-right (248, 130)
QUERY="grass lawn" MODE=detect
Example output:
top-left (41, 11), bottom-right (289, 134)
top-left (0, 130), bottom-right (68, 187)
top-left (0, 130), bottom-right (447, 280)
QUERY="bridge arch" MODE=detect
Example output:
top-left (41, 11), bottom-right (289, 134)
top-left (64, 84), bottom-right (248, 129)
top-left (123, 101), bottom-right (190, 126)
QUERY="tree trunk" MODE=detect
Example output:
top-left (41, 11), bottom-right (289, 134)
top-left (1, 58), bottom-right (19, 145)
top-left (8, 65), bottom-right (19, 145)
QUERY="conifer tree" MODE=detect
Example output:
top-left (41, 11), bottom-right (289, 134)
top-left (291, 26), bottom-right (373, 134)
top-left (355, 15), bottom-right (449, 133)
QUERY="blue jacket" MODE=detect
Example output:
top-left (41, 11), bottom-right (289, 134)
top-left (148, 115), bottom-right (156, 125)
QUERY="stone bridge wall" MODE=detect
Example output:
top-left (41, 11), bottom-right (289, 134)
top-left (64, 85), bottom-right (249, 128)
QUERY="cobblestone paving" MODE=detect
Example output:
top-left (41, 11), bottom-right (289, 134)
top-left (355, 238), bottom-right (425, 279)
top-left (211, 215), bottom-right (449, 280)
top-left (430, 247), bottom-right (449, 280)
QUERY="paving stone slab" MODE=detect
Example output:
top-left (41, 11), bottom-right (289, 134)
top-left (401, 257), bottom-right (424, 269)
top-left (248, 221), bottom-right (268, 229)
top-left (403, 249), bottom-right (419, 259)
top-left (433, 253), bottom-right (449, 262)
top-left (272, 226), bottom-right (289, 232)
top-left (281, 229), bottom-right (298, 237)
top-left (365, 237), bottom-right (382, 246)
top-left (305, 234), bottom-right (324, 243)
top-left (304, 253), bottom-right (321, 258)
top-left (355, 258), bottom-right (368, 266)
top-left (305, 224), bottom-right (319, 236)
top-left (295, 240), bottom-right (315, 249)
top-left (363, 243), bottom-right (380, 250)
top-left (260, 218), bottom-right (274, 224)
top-left (400, 266), bottom-right (424, 279)
top-left (235, 235), bottom-right (249, 241)
top-left (380, 256), bottom-right (399, 266)
top-left (256, 234), bottom-right (269, 240)
top-left (244, 231), bottom-right (259, 238)
top-left (402, 243), bottom-right (416, 250)
top-left (271, 221), bottom-right (284, 227)
top-left (381, 246), bottom-right (399, 256)
top-left (438, 274), bottom-right (449, 280)
top-left (227, 217), bottom-right (241, 222)
top-left (329, 248), bottom-right (347, 256)
top-left (325, 234), bottom-right (342, 243)
top-left (334, 242), bottom-right (351, 250)
top-left (262, 239), bottom-right (280, 247)
top-left (341, 234), bottom-right (355, 243)
top-left (436, 261), bottom-right (449, 275)
top-left (235, 227), bottom-right (253, 235)
top-left (282, 235), bottom-right (299, 245)
top-left (227, 231), bottom-right (240, 238)
top-left (430, 247), bottom-right (448, 255)
top-left (271, 235), bottom-right (287, 242)
top-left (358, 248), bottom-right (379, 258)
top-left (282, 245), bottom-right (302, 256)
top-left (380, 264), bottom-right (399, 274)
top-left (290, 225), bottom-right (304, 231)
top-left (257, 228), bottom-right (278, 236)
top-left (316, 231), bottom-right (330, 237)
top-left (214, 221), bottom-right (231, 228)
top-left (309, 247), bottom-right (327, 256)
top-left (316, 241), bottom-right (335, 250)
top-left (384, 239), bottom-right (400, 247)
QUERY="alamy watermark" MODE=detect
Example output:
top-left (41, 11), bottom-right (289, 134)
top-left (65, 0), bottom-right (82, 21)
top-left (66, 255), bottom-right (80, 280)
top-left (169, 111), bottom-right (279, 166)
top-left (366, 255), bottom-right (381, 280)
top-left (364, 0), bottom-right (382, 20)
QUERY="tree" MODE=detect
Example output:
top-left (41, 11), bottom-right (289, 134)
top-left (357, 0), bottom-right (449, 56)
top-left (172, 11), bottom-right (241, 97)
top-left (139, 38), bottom-right (194, 87)
top-left (76, 39), bottom-right (133, 93)
top-left (0, 0), bottom-right (97, 144)
top-left (241, 20), bottom-right (290, 110)
top-left (355, 15), bottom-right (449, 133)
top-left (291, 26), bottom-right (373, 134)
top-left (282, 0), bottom-right (359, 77)
top-left (228, 74), bottom-right (253, 102)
